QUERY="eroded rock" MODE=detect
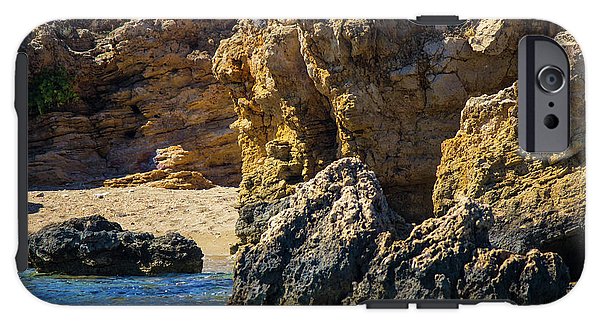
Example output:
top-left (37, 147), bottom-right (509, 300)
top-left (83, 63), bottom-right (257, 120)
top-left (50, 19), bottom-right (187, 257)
top-left (431, 34), bottom-right (585, 278)
top-left (24, 20), bottom-right (241, 187)
top-left (229, 158), bottom-right (405, 305)
top-left (28, 215), bottom-right (204, 275)
top-left (103, 145), bottom-right (215, 189)
top-left (230, 158), bottom-right (570, 305)
top-left (213, 19), bottom-right (563, 222)
top-left (347, 199), bottom-right (569, 304)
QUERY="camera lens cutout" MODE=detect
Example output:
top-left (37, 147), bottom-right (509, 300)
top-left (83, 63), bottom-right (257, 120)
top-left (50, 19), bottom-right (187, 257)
top-left (544, 114), bottom-right (559, 129)
top-left (537, 65), bottom-right (565, 93)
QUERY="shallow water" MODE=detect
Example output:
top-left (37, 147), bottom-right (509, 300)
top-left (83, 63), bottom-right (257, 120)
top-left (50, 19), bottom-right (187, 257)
top-left (19, 269), bottom-right (233, 305)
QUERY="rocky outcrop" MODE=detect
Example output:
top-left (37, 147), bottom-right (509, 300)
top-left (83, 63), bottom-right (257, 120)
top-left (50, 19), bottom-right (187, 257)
top-left (28, 215), bottom-right (204, 275)
top-left (103, 145), bottom-right (215, 189)
top-left (457, 248), bottom-right (570, 305)
top-left (103, 169), bottom-right (214, 190)
top-left (229, 158), bottom-right (406, 305)
top-left (24, 20), bottom-right (241, 188)
top-left (431, 32), bottom-right (585, 279)
top-left (347, 200), bottom-right (569, 305)
top-left (213, 19), bottom-right (561, 222)
top-left (229, 158), bottom-right (570, 305)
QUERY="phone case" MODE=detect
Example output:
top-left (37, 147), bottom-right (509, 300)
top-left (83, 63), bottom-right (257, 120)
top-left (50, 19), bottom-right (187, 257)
top-left (16, 18), bottom-right (585, 306)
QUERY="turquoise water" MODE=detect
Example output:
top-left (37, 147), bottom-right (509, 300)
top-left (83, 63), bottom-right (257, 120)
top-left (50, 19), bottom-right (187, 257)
top-left (19, 269), bottom-right (233, 305)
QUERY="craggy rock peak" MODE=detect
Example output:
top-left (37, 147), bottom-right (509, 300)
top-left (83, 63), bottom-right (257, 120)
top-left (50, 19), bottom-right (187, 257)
top-left (213, 19), bottom-right (561, 222)
top-left (24, 19), bottom-right (241, 188)
top-left (229, 158), bottom-right (406, 305)
top-left (29, 215), bottom-right (204, 275)
top-left (432, 32), bottom-right (585, 279)
top-left (230, 158), bottom-right (570, 305)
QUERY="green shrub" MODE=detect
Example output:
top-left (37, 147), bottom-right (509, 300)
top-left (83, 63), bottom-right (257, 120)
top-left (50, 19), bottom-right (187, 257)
top-left (29, 67), bottom-right (79, 115)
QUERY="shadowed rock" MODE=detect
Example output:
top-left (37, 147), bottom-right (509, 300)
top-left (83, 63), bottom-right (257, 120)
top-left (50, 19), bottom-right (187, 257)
top-left (28, 215), bottom-right (203, 275)
top-left (230, 158), bottom-right (570, 305)
top-left (347, 199), bottom-right (570, 304)
top-left (229, 158), bottom-right (406, 305)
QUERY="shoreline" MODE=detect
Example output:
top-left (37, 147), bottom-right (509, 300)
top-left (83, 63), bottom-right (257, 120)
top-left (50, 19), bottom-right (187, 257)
top-left (27, 186), bottom-right (239, 273)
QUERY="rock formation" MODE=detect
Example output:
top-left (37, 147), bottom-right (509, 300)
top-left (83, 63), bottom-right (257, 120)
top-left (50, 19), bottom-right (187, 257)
top-left (229, 158), bottom-right (570, 305)
top-left (432, 32), bottom-right (585, 279)
top-left (213, 19), bottom-right (561, 222)
top-left (229, 158), bottom-right (406, 305)
top-left (24, 19), bottom-right (241, 188)
top-left (348, 200), bottom-right (569, 305)
top-left (103, 145), bottom-right (215, 189)
top-left (24, 19), bottom-right (584, 305)
top-left (28, 215), bottom-right (204, 275)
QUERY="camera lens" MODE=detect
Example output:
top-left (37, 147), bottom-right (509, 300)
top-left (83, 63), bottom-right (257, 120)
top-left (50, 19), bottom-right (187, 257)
top-left (537, 66), bottom-right (565, 93)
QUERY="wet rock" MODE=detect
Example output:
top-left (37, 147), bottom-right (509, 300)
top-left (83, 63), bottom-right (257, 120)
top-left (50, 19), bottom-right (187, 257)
top-left (28, 215), bottom-right (203, 275)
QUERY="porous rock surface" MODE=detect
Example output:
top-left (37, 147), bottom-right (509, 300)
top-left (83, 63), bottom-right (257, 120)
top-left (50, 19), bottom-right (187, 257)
top-left (24, 19), bottom-right (241, 187)
top-left (432, 33), bottom-right (585, 278)
top-left (348, 199), bottom-right (569, 305)
top-left (229, 158), bottom-right (406, 305)
top-left (28, 215), bottom-right (204, 275)
top-left (229, 158), bottom-right (570, 305)
top-left (213, 19), bottom-right (561, 222)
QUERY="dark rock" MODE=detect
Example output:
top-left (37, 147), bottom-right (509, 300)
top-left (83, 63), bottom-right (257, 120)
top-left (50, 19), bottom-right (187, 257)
top-left (347, 199), bottom-right (570, 304)
top-left (230, 158), bottom-right (570, 305)
top-left (457, 249), bottom-right (570, 305)
top-left (28, 215), bottom-right (203, 275)
top-left (229, 157), bottom-right (406, 305)
top-left (235, 198), bottom-right (291, 245)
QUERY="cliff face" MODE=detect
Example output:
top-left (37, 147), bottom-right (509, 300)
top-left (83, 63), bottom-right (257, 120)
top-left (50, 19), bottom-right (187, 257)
top-left (213, 19), bottom-right (560, 222)
top-left (432, 32), bottom-right (585, 279)
top-left (24, 19), bottom-right (241, 187)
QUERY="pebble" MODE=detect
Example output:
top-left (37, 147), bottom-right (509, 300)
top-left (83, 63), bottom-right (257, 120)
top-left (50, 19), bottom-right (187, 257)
top-left (94, 192), bottom-right (109, 199)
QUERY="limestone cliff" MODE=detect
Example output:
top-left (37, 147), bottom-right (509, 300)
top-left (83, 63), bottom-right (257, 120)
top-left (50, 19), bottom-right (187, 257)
top-left (24, 19), bottom-right (241, 188)
top-left (213, 19), bottom-right (561, 222)
top-left (432, 32), bottom-right (585, 279)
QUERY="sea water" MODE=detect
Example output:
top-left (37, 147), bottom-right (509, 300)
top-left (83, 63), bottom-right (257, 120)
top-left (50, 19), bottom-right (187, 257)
top-left (19, 269), bottom-right (233, 305)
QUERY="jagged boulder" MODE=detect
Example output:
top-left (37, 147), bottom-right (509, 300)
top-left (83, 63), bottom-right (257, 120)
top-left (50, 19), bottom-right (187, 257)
top-left (458, 248), bottom-right (570, 305)
top-left (28, 215), bottom-right (203, 275)
top-left (347, 199), bottom-right (570, 304)
top-left (229, 158), bottom-right (406, 305)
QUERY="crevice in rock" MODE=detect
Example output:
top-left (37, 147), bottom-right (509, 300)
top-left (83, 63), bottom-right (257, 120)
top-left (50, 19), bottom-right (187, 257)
top-left (539, 228), bottom-right (585, 281)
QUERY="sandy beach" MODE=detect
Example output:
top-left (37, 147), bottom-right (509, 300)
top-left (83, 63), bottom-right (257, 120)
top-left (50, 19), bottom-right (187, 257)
top-left (27, 186), bottom-right (239, 273)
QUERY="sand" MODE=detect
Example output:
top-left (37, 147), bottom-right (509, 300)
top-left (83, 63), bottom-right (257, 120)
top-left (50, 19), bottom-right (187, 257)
top-left (27, 186), bottom-right (239, 273)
